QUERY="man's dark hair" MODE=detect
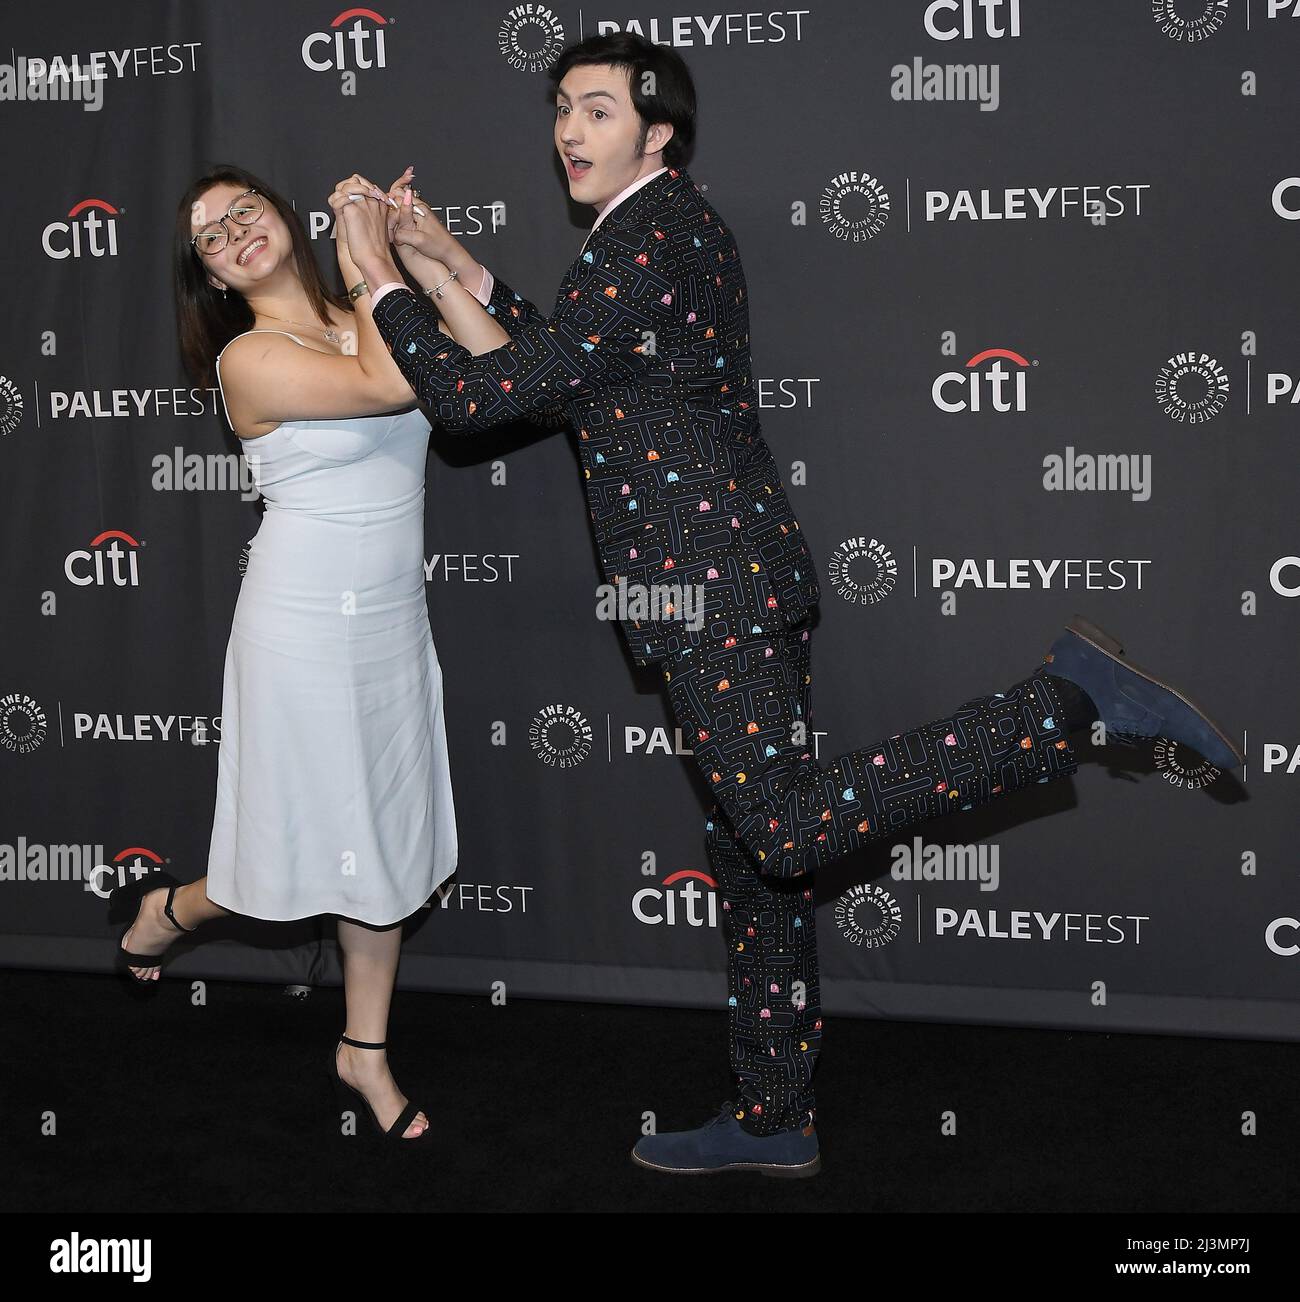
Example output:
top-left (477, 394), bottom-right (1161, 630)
top-left (548, 33), bottom-right (697, 168)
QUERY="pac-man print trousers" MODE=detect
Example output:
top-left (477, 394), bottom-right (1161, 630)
top-left (661, 624), bottom-right (1079, 1136)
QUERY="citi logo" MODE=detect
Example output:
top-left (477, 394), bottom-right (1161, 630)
top-left (42, 198), bottom-right (119, 259)
top-left (633, 869), bottom-right (718, 928)
top-left (65, 530), bottom-right (141, 586)
top-left (1274, 177), bottom-right (1300, 220)
top-left (86, 846), bottom-right (169, 898)
top-left (1269, 557), bottom-right (1300, 596)
top-left (1265, 917), bottom-right (1299, 957)
top-left (933, 347), bottom-right (1030, 413)
top-left (302, 7), bottom-right (388, 72)
top-left (924, 0), bottom-right (1021, 40)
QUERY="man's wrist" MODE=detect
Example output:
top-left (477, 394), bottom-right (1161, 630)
top-left (370, 281), bottom-right (410, 309)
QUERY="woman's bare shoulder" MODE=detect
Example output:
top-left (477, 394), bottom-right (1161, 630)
top-left (218, 330), bottom-right (312, 373)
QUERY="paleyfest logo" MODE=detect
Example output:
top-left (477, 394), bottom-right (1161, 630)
top-left (827, 537), bottom-right (898, 605)
top-left (834, 882), bottom-right (904, 949)
top-left (0, 376), bottom-right (23, 436)
top-left (529, 703), bottom-right (592, 769)
top-left (1152, 738), bottom-right (1221, 791)
top-left (1154, 350), bottom-right (1230, 423)
top-left (498, 4), bottom-right (567, 73)
top-left (0, 693), bottom-right (48, 754)
top-left (302, 7), bottom-right (389, 72)
top-left (42, 198), bottom-right (120, 260)
top-left (819, 170), bottom-right (891, 243)
top-left (1151, 0), bottom-right (1229, 42)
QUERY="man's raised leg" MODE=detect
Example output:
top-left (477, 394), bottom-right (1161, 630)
top-left (664, 627), bottom-right (1079, 882)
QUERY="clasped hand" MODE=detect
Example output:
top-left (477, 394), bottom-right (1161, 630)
top-left (328, 167), bottom-right (449, 283)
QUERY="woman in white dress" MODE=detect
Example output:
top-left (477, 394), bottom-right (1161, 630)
top-left (112, 164), bottom-right (480, 1142)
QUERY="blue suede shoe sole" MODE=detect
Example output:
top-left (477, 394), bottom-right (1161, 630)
top-left (630, 1148), bottom-right (822, 1178)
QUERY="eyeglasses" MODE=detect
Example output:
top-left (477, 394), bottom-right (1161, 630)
top-left (191, 190), bottom-right (265, 256)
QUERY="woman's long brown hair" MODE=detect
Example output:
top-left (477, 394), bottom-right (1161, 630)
top-left (174, 163), bottom-right (353, 388)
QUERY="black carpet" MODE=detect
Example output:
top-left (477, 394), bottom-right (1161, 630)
top-left (1, 969), bottom-right (1295, 1214)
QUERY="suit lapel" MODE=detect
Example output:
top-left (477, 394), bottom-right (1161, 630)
top-left (576, 167), bottom-right (688, 259)
top-left (598, 166), bottom-right (686, 233)
top-left (557, 168), bottom-right (690, 309)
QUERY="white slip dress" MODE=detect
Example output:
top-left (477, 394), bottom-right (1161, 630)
top-left (205, 329), bottom-right (458, 925)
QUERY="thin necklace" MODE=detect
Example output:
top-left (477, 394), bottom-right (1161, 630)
top-left (258, 311), bottom-right (341, 345)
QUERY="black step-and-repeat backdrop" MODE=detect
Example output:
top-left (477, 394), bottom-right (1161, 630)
top-left (2, 1), bottom-right (1298, 1040)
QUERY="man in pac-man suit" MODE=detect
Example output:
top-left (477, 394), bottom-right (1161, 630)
top-left (340, 34), bottom-right (1243, 1177)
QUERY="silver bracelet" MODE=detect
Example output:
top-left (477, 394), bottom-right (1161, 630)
top-left (423, 269), bottom-right (460, 301)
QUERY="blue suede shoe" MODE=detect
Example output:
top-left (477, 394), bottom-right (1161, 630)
top-left (630, 1100), bottom-right (821, 1178)
top-left (1043, 615), bottom-right (1244, 771)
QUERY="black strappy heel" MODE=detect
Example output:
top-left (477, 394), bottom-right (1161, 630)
top-left (328, 1035), bottom-right (429, 1142)
top-left (108, 871), bottom-right (197, 980)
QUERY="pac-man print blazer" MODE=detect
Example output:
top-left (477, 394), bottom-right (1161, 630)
top-left (370, 165), bottom-right (820, 666)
